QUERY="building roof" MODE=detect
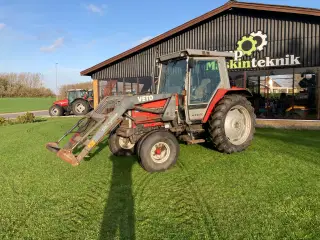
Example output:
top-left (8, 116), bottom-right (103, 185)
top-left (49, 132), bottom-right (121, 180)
top-left (157, 49), bottom-right (235, 62)
top-left (81, 0), bottom-right (320, 76)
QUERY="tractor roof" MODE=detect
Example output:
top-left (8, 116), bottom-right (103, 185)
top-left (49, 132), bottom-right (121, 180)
top-left (67, 89), bottom-right (87, 92)
top-left (157, 49), bottom-right (235, 62)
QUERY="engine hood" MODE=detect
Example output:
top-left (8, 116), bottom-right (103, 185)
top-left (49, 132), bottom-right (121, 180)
top-left (53, 98), bottom-right (68, 106)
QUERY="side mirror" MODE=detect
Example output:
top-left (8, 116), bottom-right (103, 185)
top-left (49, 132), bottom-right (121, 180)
top-left (188, 58), bottom-right (195, 68)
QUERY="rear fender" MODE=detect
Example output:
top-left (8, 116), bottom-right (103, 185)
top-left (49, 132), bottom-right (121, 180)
top-left (202, 88), bottom-right (252, 123)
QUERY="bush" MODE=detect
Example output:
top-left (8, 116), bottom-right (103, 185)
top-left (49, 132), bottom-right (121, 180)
top-left (0, 112), bottom-right (36, 126)
top-left (16, 112), bottom-right (35, 124)
top-left (0, 117), bottom-right (6, 125)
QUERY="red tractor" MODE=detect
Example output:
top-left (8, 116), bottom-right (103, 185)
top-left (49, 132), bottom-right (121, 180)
top-left (46, 49), bottom-right (256, 172)
top-left (49, 89), bottom-right (94, 116)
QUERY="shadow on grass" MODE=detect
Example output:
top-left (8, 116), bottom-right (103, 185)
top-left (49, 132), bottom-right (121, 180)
top-left (81, 137), bottom-right (136, 239)
top-left (99, 155), bottom-right (136, 240)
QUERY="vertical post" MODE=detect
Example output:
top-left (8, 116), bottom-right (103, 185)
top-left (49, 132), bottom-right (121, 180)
top-left (137, 77), bottom-right (140, 94)
top-left (317, 68), bottom-right (320, 120)
top-left (123, 78), bottom-right (125, 95)
top-left (292, 68), bottom-right (295, 112)
top-left (116, 80), bottom-right (118, 95)
top-left (93, 79), bottom-right (99, 109)
top-left (243, 71), bottom-right (247, 88)
top-left (258, 76), bottom-right (261, 96)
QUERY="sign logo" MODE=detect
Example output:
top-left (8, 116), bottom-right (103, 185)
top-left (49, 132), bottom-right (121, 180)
top-left (206, 31), bottom-right (301, 71)
top-left (137, 95), bottom-right (154, 102)
top-left (236, 31), bottom-right (268, 56)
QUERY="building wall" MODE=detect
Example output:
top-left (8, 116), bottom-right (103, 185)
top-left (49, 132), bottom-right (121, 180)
top-left (92, 8), bottom-right (320, 80)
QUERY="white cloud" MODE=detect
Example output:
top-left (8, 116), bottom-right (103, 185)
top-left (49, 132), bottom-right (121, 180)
top-left (40, 37), bottom-right (64, 52)
top-left (86, 4), bottom-right (106, 15)
top-left (137, 36), bottom-right (153, 44)
top-left (0, 23), bottom-right (6, 30)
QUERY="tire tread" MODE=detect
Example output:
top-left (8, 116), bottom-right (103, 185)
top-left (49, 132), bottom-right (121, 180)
top-left (207, 94), bottom-right (256, 154)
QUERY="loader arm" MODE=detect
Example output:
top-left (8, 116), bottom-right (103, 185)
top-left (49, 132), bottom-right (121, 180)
top-left (46, 93), bottom-right (174, 166)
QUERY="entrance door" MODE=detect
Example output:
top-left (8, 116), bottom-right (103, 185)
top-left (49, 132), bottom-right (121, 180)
top-left (187, 58), bottom-right (226, 122)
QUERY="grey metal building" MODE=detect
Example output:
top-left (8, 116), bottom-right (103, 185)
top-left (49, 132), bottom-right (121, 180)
top-left (81, 1), bottom-right (320, 120)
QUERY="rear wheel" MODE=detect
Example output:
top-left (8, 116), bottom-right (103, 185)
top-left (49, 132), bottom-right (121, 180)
top-left (108, 133), bottom-right (135, 156)
top-left (138, 131), bottom-right (179, 172)
top-left (208, 94), bottom-right (255, 153)
top-left (49, 105), bottom-right (64, 116)
top-left (72, 99), bottom-right (90, 115)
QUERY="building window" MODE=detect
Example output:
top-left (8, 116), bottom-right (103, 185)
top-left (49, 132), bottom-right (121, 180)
top-left (245, 68), bottom-right (319, 120)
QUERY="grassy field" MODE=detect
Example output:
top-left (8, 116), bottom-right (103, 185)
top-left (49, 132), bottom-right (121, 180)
top-left (0, 118), bottom-right (320, 239)
top-left (0, 97), bottom-right (55, 113)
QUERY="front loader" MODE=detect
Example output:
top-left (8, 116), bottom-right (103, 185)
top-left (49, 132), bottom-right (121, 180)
top-left (46, 49), bottom-right (256, 172)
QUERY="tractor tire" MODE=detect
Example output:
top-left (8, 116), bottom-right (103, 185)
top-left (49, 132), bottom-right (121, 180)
top-left (138, 131), bottom-right (179, 173)
top-left (135, 129), bottom-right (162, 156)
top-left (108, 133), bottom-right (135, 156)
top-left (208, 94), bottom-right (256, 154)
top-left (49, 105), bottom-right (64, 116)
top-left (72, 99), bottom-right (90, 116)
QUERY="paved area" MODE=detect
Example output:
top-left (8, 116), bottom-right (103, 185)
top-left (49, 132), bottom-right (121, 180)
top-left (0, 110), bottom-right (49, 119)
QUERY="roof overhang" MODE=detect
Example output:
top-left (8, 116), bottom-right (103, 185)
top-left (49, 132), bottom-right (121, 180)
top-left (81, 1), bottom-right (320, 77)
top-left (157, 49), bottom-right (235, 62)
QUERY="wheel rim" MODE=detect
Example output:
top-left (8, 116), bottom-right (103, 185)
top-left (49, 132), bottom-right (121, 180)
top-left (75, 103), bottom-right (85, 113)
top-left (224, 105), bottom-right (252, 145)
top-left (51, 107), bottom-right (59, 116)
top-left (150, 142), bottom-right (170, 164)
top-left (118, 137), bottom-right (135, 149)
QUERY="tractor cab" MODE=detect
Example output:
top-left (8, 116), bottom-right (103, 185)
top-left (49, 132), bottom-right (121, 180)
top-left (156, 49), bottom-right (235, 123)
top-left (67, 89), bottom-right (93, 103)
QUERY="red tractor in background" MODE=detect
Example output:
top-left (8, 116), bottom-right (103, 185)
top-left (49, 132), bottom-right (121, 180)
top-left (49, 89), bottom-right (94, 116)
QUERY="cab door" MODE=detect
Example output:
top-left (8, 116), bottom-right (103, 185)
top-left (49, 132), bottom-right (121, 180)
top-left (186, 57), bottom-right (230, 122)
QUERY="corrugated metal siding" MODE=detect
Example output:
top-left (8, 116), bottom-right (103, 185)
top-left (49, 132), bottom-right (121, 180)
top-left (92, 9), bottom-right (320, 80)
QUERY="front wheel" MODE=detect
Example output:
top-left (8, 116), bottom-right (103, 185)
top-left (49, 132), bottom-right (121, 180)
top-left (208, 94), bottom-right (256, 153)
top-left (138, 131), bottom-right (180, 173)
top-left (108, 133), bottom-right (135, 156)
top-left (49, 105), bottom-right (64, 116)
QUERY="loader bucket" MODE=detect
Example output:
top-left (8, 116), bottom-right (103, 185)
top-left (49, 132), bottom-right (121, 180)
top-left (46, 142), bottom-right (79, 166)
top-left (57, 149), bottom-right (79, 166)
top-left (46, 142), bottom-right (60, 153)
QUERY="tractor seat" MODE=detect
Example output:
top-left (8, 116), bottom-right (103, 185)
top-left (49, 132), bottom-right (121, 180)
top-left (191, 78), bottom-right (211, 101)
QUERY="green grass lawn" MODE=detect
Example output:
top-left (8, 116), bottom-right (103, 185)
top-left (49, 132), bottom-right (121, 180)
top-left (0, 118), bottom-right (320, 239)
top-left (0, 97), bottom-right (56, 113)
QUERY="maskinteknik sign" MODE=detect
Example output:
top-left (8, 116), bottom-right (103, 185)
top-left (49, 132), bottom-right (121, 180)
top-left (206, 31), bottom-right (301, 70)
